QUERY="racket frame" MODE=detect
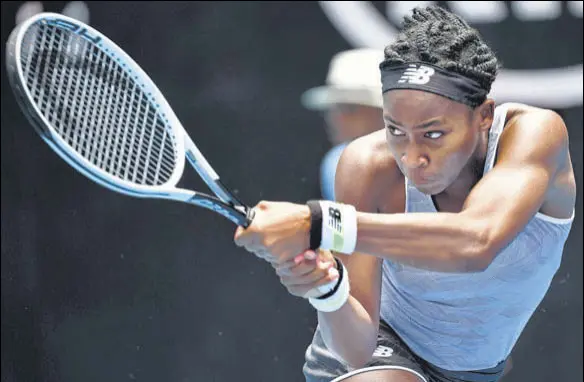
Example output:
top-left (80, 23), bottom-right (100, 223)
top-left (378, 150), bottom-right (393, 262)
top-left (6, 12), bottom-right (252, 226)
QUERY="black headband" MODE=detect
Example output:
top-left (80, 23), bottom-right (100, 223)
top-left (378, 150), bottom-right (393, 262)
top-left (380, 62), bottom-right (488, 107)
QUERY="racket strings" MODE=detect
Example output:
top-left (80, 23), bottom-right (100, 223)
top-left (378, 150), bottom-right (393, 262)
top-left (20, 23), bottom-right (178, 186)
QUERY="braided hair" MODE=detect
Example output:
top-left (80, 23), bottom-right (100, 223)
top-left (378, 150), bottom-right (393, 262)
top-left (381, 6), bottom-right (500, 106)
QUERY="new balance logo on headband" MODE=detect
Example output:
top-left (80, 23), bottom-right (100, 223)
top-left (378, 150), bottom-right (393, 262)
top-left (398, 64), bottom-right (435, 85)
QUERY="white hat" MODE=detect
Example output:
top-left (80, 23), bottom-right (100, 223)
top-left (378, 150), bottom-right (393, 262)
top-left (301, 48), bottom-right (385, 110)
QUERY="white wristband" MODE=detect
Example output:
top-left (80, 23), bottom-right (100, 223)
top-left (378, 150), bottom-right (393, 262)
top-left (319, 201), bottom-right (357, 255)
top-left (308, 260), bottom-right (350, 313)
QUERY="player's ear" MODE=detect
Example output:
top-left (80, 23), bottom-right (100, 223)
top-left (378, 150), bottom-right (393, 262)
top-left (475, 99), bottom-right (495, 133)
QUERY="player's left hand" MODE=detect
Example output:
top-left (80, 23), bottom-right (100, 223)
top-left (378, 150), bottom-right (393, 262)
top-left (233, 200), bottom-right (311, 265)
top-left (275, 249), bottom-right (339, 298)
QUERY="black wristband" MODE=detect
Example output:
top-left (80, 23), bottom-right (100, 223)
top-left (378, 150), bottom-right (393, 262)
top-left (306, 200), bottom-right (322, 251)
top-left (316, 257), bottom-right (343, 300)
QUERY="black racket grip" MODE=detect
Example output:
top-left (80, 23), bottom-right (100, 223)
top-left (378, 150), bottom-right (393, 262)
top-left (243, 206), bottom-right (256, 228)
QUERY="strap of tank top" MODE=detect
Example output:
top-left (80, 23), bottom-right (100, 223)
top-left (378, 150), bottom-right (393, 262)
top-left (482, 103), bottom-right (510, 174)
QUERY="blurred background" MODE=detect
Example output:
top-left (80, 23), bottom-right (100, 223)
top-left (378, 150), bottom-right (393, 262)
top-left (1, 1), bottom-right (582, 381)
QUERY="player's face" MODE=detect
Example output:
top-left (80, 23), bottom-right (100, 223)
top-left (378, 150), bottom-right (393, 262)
top-left (383, 89), bottom-right (492, 195)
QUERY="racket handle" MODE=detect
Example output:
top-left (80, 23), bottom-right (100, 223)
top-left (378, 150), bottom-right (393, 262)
top-left (243, 207), bottom-right (255, 228)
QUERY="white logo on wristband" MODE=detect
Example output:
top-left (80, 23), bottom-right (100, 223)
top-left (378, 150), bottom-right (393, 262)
top-left (319, 201), bottom-right (357, 254)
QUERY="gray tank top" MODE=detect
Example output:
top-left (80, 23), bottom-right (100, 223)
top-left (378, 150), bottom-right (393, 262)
top-left (379, 103), bottom-right (575, 370)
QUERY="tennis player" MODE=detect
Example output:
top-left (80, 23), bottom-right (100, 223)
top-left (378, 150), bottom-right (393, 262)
top-left (234, 6), bottom-right (576, 382)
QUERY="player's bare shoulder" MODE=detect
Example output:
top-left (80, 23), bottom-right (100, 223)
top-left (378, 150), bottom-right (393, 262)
top-left (500, 103), bottom-right (571, 168)
top-left (502, 102), bottom-right (568, 139)
top-left (499, 103), bottom-right (576, 218)
top-left (335, 130), bottom-right (404, 212)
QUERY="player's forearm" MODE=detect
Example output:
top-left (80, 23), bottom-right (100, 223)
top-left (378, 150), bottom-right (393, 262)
top-left (356, 211), bottom-right (490, 272)
top-left (317, 295), bottom-right (378, 369)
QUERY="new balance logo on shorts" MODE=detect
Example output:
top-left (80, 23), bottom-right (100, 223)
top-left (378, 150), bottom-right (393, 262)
top-left (373, 345), bottom-right (394, 358)
top-left (398, 64), bottom-right (435, 85)
top-left (328, 207), bottom-right (342, 232)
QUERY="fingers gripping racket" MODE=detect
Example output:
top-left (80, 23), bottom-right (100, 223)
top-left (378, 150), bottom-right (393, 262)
top-left (6, 13), bottom-right (254, 227)
top-left (6, 13), bottom-right (338, 296)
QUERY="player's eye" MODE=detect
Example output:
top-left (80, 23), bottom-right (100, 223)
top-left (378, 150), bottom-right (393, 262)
top-left (387, 126), bottom-right (405, 136)
top-left (424, 131), bottom-right (444, 139)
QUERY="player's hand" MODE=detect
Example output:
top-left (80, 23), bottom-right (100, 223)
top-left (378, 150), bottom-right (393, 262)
top-left (274, 249), bottom-right (340, 298)
top-left (233, 200), bottom-right (311, 265)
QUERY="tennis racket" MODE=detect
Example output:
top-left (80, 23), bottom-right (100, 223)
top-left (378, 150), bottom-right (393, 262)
top-left (6, 12), bottom-right (255, 227)
top-left (5, 12), bottom-right (337, 296)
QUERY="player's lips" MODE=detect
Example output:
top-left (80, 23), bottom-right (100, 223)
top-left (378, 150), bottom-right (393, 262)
top-left (408, 171), bottom-right (433, 185)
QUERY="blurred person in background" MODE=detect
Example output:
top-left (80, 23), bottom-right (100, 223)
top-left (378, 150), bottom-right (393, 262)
top-left (15, 1), bottom-right (90, 25)
top-left (301, 49), bottom-right (385, 201)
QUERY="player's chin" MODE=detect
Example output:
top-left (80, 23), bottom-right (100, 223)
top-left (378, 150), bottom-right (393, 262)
top-left (413, 180), bottom-right (447, 196)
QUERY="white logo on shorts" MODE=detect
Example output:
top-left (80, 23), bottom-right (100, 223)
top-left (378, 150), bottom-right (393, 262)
top-left (398, 65), bottom-right (435, 85)
top-left (373, 345), bottom-right (394, 358)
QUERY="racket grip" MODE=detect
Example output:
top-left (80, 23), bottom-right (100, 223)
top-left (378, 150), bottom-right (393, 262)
top-left (243, 207), bottom-right (256, 228)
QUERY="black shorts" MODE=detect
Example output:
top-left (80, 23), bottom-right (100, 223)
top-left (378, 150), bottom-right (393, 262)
top-left (303, 320), bottom-right (508, 382)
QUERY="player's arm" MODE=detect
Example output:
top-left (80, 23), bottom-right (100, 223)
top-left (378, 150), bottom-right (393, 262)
top-left (355, 109), bottom-right (572, 272)
top-left (316, 138), bottom-right (397, 369)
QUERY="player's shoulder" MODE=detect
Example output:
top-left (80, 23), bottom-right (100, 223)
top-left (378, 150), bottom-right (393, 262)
top-left (335, 130), bottom-right (403, 209)
top-left (498, 103), bottom-right (575, 216)
top-left (501, 103), bottom-right (568, 144)
top-left (497, 102), bottom-right (569, 164)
